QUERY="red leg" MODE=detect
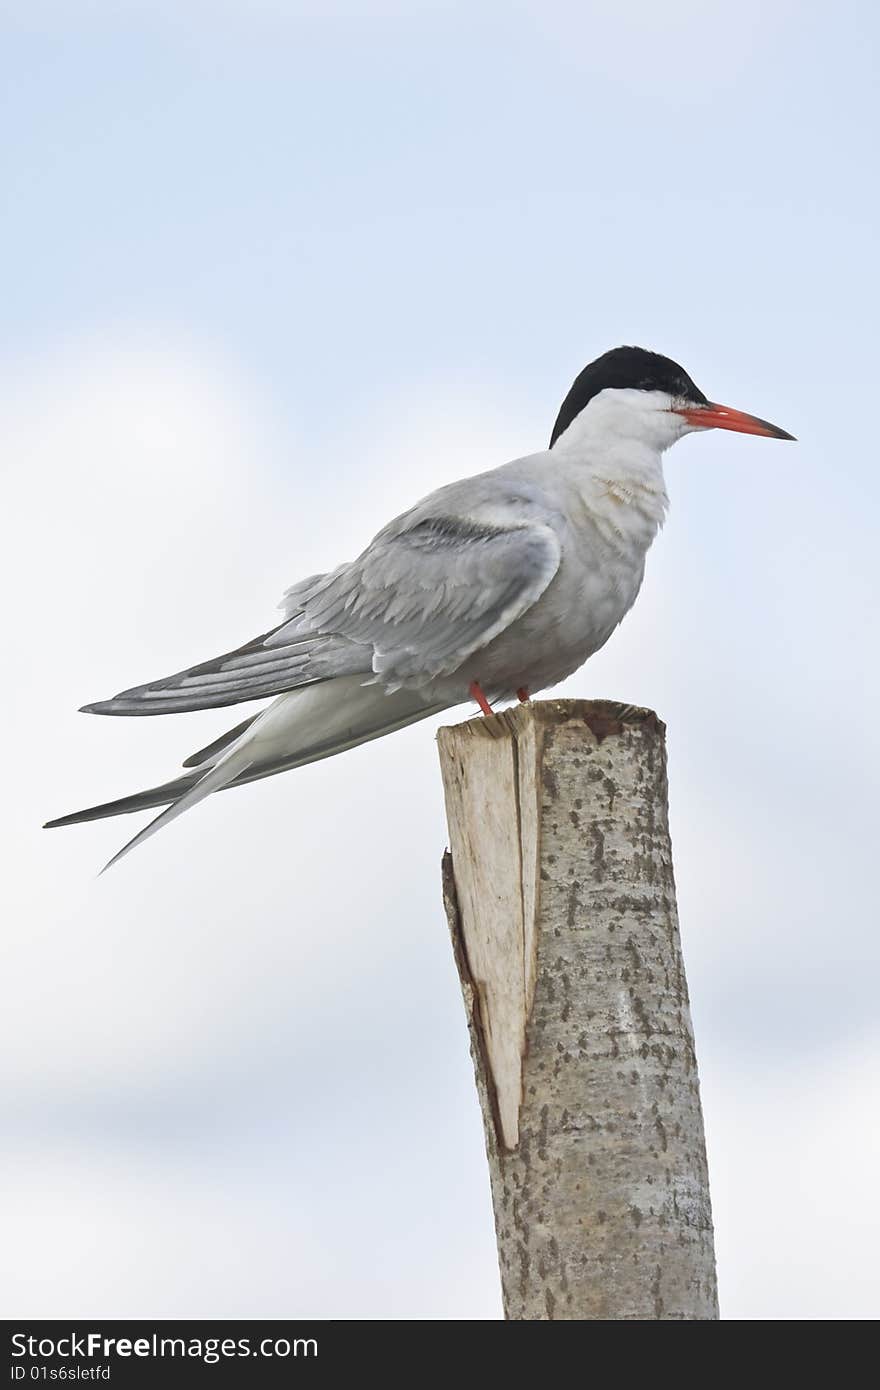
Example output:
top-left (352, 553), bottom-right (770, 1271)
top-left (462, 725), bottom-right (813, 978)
top-left (516, 687), bottom-right (530, 703)
top-left (469, 680), bottom-right (494, 717)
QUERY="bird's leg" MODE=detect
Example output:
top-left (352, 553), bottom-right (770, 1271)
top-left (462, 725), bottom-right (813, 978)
top-left (516, 687), bottom-right (530, 703)
top-left (469, 680), bottom-right (494, 717)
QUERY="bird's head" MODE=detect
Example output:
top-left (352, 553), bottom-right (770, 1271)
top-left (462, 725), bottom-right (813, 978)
top-left (550, 345), bottom-right (794, 453)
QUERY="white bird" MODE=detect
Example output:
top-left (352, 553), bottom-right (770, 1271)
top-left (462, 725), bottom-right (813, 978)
top-left (45, 346), bottom-right (793, 868)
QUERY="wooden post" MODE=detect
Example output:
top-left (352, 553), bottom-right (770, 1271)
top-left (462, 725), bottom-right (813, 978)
top-left (438, 699), bottom-right (718, 1321)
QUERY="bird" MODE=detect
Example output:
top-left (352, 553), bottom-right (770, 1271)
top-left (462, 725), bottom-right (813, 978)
top-left (45, 345), bottom-right (794, 869)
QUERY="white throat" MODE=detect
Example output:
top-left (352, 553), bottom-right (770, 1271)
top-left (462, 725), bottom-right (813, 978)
top-left (550, 387), bottom-right (683, 538)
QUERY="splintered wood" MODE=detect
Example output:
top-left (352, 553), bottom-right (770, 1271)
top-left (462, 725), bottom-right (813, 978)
top-left (438, 700), bottom-right (718, 1321)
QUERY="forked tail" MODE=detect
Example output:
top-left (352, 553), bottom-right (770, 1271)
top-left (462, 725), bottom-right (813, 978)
top-left (45, 677), bottom-right (451, 870)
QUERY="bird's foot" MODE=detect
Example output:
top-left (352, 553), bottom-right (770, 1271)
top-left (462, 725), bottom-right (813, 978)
top-left (469, 680), bottom-right (494, 717)
top-left (516, 687), bottom-right (530, 703)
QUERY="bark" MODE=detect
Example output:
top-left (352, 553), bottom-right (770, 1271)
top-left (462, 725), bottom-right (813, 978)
top-left (438, 699), bottom-right (718, 1321)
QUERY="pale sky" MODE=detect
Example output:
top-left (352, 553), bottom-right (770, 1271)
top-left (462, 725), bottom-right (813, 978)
top-left (3, 0), bottom-right (879, 1319)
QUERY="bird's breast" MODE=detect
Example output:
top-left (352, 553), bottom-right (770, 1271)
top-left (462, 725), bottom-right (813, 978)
top-left (414, 453), bottom-right (668, 702)
top-left (471, 523), bottom-right (648, 698)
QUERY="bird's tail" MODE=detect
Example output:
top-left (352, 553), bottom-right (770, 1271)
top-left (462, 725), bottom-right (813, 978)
top-left (45, 676), bottom-right (450, 870)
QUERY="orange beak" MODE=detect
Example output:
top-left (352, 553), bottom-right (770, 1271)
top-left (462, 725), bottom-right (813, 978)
top-left (675, 402), bottom-right (795, 441)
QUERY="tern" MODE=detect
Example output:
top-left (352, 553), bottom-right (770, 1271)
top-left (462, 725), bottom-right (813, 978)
top-left (45, 346), bottom-right (793, 868)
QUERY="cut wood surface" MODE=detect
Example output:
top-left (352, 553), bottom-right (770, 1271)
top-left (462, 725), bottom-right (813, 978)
top-left (439, 699), bottom-right (718, 1321)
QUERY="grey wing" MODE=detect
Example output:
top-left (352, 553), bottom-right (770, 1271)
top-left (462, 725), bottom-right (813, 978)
top-left (289, 513), bottom-right (561, 687)
top-left (81, 516), bottom-right (560, 715)
top-left (81, 582), bottom-right (370, 715)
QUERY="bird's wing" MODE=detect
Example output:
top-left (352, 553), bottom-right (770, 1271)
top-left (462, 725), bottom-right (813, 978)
top-left (82, 511), bottom-right (560, 715)
top-left (291, 512), bottom-right (561, 686)
top-left (81, 594), bottom-right (369, 715)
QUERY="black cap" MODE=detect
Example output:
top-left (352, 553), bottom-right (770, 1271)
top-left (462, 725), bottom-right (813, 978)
top-left (550, 346), bottom-right (708, 447)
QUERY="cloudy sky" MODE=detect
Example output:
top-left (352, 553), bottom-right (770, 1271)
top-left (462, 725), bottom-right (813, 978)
top-left (2, 0), bottom-right (878, 1319)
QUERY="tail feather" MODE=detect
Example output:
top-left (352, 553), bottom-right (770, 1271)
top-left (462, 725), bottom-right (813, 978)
top-left (99, 756), bottom-right (254, 873)
top-left (45, 677), bottom-right (453, 868)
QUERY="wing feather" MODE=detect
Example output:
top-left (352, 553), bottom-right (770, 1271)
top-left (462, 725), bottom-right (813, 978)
top-left (297, 515), bottom-right (561, 684)
top-left (81, 511), bottom-right (560, 715)
top-left (81, 621), bottom-right (367, 715)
